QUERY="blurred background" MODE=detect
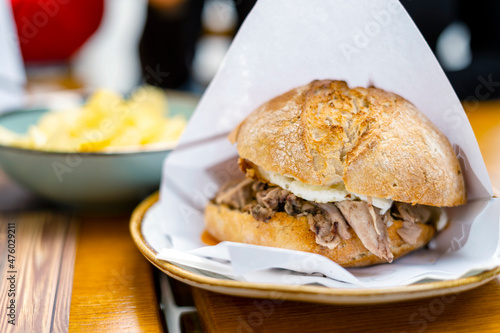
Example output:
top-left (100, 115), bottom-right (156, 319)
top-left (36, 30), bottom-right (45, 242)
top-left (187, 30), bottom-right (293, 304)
top-left (0, 0), bottom-right (499, 111)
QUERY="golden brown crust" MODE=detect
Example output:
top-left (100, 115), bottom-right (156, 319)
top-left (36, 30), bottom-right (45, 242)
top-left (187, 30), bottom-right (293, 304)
top-left (205, 202), bottom-right (436, 267)
top-left (230, 80), bottom-right (466, 207)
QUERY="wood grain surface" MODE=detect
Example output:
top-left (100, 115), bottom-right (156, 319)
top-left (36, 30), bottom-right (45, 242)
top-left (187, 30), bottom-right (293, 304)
top-left (0, 212), bottom-right (78, 333)
top-left (69, 214), bottom-right (164, 332)
top-left (0, 163), bottom-right (165, 332)
top-left (190, 101), bottom-right (500, 333)
top-left (193, 278), bottom-right (500, 333)
top-left (53, 220), bottom-right (79, 332)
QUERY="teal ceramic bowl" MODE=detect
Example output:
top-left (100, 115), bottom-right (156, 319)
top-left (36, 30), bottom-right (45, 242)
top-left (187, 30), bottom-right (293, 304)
top-left (0, 90), bottom-right (198, 206)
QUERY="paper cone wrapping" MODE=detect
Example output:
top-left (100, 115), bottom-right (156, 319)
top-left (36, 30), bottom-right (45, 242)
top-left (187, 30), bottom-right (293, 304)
top-left (146, 0), bottom-right (500, 288)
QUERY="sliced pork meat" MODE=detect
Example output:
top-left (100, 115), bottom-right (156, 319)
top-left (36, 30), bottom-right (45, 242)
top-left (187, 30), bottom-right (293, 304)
top-left (251, 181), bottom-right (267, 192)
top-left (307, 214), bottom-right (343, 249)
top-left (257, 187), bottom-right (290, 210)
top-left (316, 203), bottom-right (351, 240)
top-left (256, 187), bottom-right (282, 210)
top-left (307, 214), bottom-right (335, 242)
top-left (383, 210), bottom-right (394, 228)
top-left (284, 193), bottom-right (316, 216)
top-left (215, 178), bottom-right (254, 209)
top-left (397, 221), bottom-right (424, 245)
top-left (305, 203), bottom-right (351, 250)
top-left (336, 201), bottom-right (394, 263)
top-left (213, 177), bottom-right (437, 260)
top-left (394, 202), bottom-right (431, 224)
top-left (251, 205), bottom-right (274, 222)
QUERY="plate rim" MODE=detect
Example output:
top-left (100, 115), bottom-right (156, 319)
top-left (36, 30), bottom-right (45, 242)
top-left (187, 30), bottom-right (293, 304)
top-left (130, 192), bottom-right (500, 304)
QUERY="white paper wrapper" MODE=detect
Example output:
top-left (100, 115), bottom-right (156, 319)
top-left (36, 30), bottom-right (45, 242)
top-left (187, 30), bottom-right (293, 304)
top-left (150, 0), bottom-right (500, 288)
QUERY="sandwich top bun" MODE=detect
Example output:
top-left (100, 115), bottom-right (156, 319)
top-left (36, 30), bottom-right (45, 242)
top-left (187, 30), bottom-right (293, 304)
top-left (229, 80), bottom-right (466, 207)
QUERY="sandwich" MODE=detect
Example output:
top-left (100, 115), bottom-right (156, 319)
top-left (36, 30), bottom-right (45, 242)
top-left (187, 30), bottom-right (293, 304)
top-left (204, 80), bottom-right (466, 267)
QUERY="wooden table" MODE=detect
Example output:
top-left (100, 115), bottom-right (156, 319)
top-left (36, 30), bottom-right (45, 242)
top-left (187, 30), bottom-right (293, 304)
top-left (0, 101), bottom-right (499, 332)
top-left (0, 184), bottom-right (165, 332)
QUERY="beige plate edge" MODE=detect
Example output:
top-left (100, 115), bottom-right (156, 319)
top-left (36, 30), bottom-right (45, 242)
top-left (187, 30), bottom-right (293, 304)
top-left (130, 192), bottom-right (500, 305)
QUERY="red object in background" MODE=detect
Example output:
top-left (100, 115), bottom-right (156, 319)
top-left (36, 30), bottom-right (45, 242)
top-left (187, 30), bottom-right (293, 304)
top-left (10, 0), bottom-right (104, 63)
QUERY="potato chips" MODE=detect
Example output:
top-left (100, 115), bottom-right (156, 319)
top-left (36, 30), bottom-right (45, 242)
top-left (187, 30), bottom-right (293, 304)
top-left (0, 86), bottom-right (187, 152)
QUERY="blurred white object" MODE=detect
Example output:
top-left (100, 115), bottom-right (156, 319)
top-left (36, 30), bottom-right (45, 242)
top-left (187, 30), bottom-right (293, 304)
top-left (26, 89), bottom-right (85, 110)
top-left (0, 0), bottom-right (26, 112)
top-left (192, 36), bottom-right (231, 86)
top-left (72, 0), bottom-right (147, 93)
top-left (202, 0), bottom-right (237, 33)
top-left (436, 21), bottom-right (472, 72)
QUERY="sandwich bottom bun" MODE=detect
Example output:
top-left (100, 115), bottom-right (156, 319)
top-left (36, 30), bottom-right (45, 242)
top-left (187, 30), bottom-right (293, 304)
top-left (205, 202), bottom-right (436, 267)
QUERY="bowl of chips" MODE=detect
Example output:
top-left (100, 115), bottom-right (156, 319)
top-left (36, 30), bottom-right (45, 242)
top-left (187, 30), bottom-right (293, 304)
top-left (0, 86), bottom-right (197, 206)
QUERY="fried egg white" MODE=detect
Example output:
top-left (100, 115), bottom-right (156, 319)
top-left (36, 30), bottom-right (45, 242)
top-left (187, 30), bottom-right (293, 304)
top-left (258, 167), bottom-right (393, 214)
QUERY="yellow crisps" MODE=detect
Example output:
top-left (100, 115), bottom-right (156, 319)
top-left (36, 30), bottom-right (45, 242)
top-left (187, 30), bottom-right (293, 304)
top-left (0, 86), bottom-right (187, 152)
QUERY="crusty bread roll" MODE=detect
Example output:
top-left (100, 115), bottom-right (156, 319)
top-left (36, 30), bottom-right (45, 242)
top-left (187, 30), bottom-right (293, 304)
top-left (205, 202), bottom-right (436, 267)
top-left (229, 80), bottom-right (466, 207)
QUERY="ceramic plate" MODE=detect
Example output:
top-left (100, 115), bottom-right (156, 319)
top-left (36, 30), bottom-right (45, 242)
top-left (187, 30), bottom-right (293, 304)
top-left (130, 192), bottom-right (500, 305)
top-left (0, 90), bottom-right (199, 206)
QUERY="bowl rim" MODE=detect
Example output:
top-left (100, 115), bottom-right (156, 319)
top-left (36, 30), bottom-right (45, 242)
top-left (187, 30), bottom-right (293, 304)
top-left (0, 107), bottom-right (176, 157)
